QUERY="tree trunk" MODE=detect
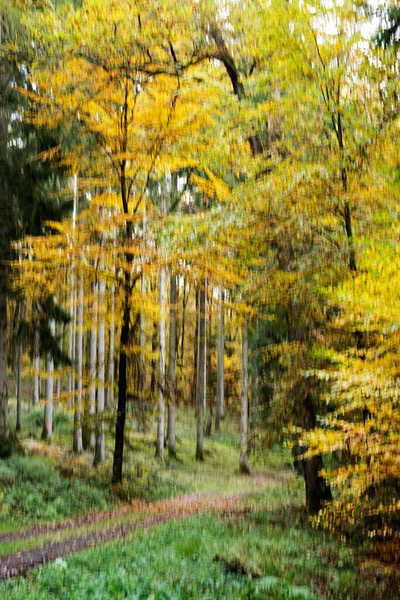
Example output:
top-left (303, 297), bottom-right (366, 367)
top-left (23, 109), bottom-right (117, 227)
top-left (156, 261), bottom-right (166, 461)
top-left (168, 274), bottom-right (177, 458)
top-left (191, 287), bottom-right (199, 407)
top-left (240, 321), bottom-right (250, 474)
top-left (68, 174), bottom-right (78, 409)
top-left (249, 368), bottom-right (258, 453)
top-left (86, 281), bottom-right (98, 450)
top-left (105, 283), bottom-right (115, 412)
top-left (112, 275), bottom-right (129, 483)
top-left (16, 300), bottom-right (24, 432)
top-left (42, 316), bottom-right (55, 441)
top-left (56, 322), bottom-right (63, 402)
top-left (94, 272), bottom-right (105, 465)
top-left (215, 287), bottom-right (224, 432)
top-left (196, 280), bottom-right (206, 461)
top-left (33, 329), bottom-right (40, 406)
top-left (73, 272), bottom-right (84, 453)
top-left (150, 315), bottom-right (158, 397)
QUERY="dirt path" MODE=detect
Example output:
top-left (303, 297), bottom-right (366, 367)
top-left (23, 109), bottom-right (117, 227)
top-left (0, 492), bottom-right (246, 579)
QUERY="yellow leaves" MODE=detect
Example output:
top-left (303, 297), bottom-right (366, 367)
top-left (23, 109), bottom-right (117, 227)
top-left (189, 172), bottom-right (229, 203)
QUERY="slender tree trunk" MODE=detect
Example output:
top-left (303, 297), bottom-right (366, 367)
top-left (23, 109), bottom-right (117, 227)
top-left (196, 281), bottom-right (206, 461)
top-left (156, 261), bottom-right (166, 461)
top-left (94, 270), bottom-right (105, 465)
top-left (42, 317), bottom-right (55, 441)
top-left (56, 322), bottom-right (63, 402)
top-left (215, 287), bottom-right (224, 431)
top-left (179, 279), bottom-right (190, 364)
top-left (33, 329), bottom-right (40, 406)
top-left (250, 369), bottom-right (258, 453)
top-left (86, 281), bottom-right (98, 450)
top-left (112, 169), bottom-right (133, 482)
top-left (191, 287), bottom-right (199, 407)
top-left (168, 274), bottom-right (177, 458)
top-left (16, 300), bottom-right (24, 432)
top-left (68, 174), bottom-right (78, 409)
top-left (138, 200), bottom-right (147, 430)
top-left (73, 273), bottom-right (84, 453)
top-left (240, 321), bottom-right (250, 473)
top-left (138, 272), bottom-right (146, 431)
top-left (106, 283), bottom-right (115, 412)
top-left (150, 315), bottom-right (158, 397)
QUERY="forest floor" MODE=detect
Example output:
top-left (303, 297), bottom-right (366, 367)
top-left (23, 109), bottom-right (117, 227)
top-left (1, 404), bottom-right (400, 599)
top-left (0, 491), bottom-right (251, 578)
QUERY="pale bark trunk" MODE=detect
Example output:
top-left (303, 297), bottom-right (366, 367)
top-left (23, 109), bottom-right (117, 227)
top-left (88, 281), bottom-right (98, 450)
top-left (156, 264), bottom-right (166, 460)
top-left (68, 174), bottom-right (77, 408)
top-left (33, 329), bottom-right (40, 406)
top-left (156, 190), bottom-right (166, 461)
top-left (168, 274), bottom-right (177, 458)
top-left (42, 317), bottom-right (55, 441)
top-left (73, 272), bottom-right (84, 453)
top-left (16, 301), bottom-right (24, 432)
top-left (190, 288), bottom-right (199, 407)
top-left (106, 284), bottom-right (115, 411)
top-left (95, 271), bottom-right (105, 465)
top-left (196, 281), bottom-right (206, 461)
top-left (138, 200), bottom-right (146, 429)
top-left (215, 287), bottom-right (225, 431)
top-left (56, 322), bottom-right (63, 402)
top-left (240, 321), bottom-right (250, 474)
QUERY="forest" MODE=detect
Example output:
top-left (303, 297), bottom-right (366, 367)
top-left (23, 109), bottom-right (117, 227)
top-left (0, 0), bottom-right (399, 598)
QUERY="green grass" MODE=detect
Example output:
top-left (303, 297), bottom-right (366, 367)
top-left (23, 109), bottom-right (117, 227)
top-left (0, 509), bottom-right (147, 558)
top-left (0, 455), bottom-right (114, 531)
top-left (1, 499), bottom-right (392, 600)
top-left (2, 403), bottom-right (399, 598)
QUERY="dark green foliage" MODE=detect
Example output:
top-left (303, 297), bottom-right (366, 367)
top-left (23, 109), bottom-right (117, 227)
top-left (0, 456), bottom-right (110, 524)
top-left (375, 6), bottom-right (400, 48)
top-left (0, 433), bottom-right (22, 459)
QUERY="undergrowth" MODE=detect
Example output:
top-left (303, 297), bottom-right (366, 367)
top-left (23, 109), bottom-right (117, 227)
top-left (2, 506), bottom-right (396, 599)
top-left (0, 456), bottom-right (113, 529)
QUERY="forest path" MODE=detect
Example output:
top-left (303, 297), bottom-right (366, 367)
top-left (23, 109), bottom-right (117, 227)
top-left (0, 491), bottom-right (251, 579)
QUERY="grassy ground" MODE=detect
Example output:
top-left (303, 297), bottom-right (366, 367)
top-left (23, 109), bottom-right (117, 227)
top-left (1, 401), bottom-right (399, 598)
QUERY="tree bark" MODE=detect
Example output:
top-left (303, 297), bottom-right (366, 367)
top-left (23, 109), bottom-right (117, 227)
top-left (156, 259), bottom-right (166, 461)
top-left (138, 200), bottom-right (147, 431)
top-left (16, 300), bottom-right (24, 432)
top-left (215, 287), bottom-right (224, 432)
top-left (94, 270), bottom-right (105, 465)
top-left (42, 316), bottom-right (55, 441)
top-left (196, 280), bottom-right (206, 461)
top-left (105, 283), bottom-right (115, 412)
top-left (73, 272), bottom-right (84, 453)
top-left (190, 287), bottom-right (199, 407)
top-left (168, 274), bottom-right (177, 458)
top-left (86, 281), bottom-right (98, 450)
top-left (33, 329), bottom-right (40, 406)
top-left (112, 274), bottom-right (129, 483)
top-left (240, 321), bottom-right (250, 474)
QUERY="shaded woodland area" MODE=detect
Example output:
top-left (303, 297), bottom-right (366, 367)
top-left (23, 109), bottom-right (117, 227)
top-left (0, 1), bottom-right (400, 597)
